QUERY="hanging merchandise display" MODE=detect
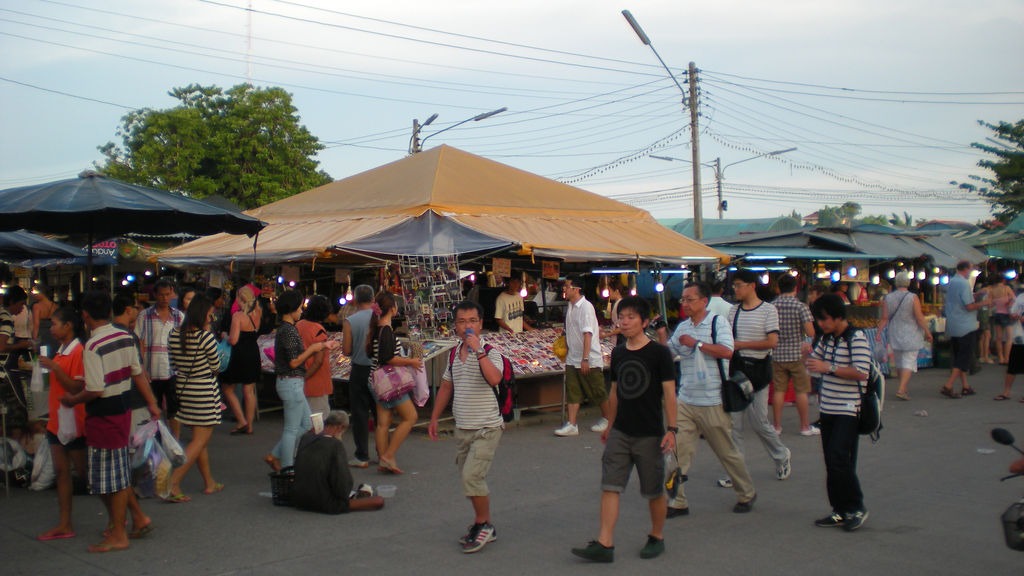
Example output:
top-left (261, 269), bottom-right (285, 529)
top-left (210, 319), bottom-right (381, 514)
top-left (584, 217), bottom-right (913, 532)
top-left (397, 254), bottom-right (462, 338)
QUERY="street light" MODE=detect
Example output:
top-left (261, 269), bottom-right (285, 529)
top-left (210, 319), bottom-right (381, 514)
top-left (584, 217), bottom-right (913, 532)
top-left (651, 147), bottom-right (795, 220)
top-left (409, 107), bottom-right (507, 154)
top-left (714, 147), bottom-right (796, 219)
top-left (408, 113), bottom-right (438, 155)
top-left (622, 10), bottom-right (702, 238)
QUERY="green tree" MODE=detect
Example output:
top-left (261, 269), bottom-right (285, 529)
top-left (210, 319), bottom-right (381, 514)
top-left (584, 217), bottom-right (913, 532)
top-left (953, 119), bottom-right (1024, 223)
top-left (816, 202), bottom-right (861, 227)
top-left (858, 214), bottom-right (889, 226)
top-left (98, 84), bottom-right (332, 209)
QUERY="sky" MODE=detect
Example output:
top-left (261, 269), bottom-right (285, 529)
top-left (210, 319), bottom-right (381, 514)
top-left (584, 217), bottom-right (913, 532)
top-left (2, 0), bottom-right (1023, 227)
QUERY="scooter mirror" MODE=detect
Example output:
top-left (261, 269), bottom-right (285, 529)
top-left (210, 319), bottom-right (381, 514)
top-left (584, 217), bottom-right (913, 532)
top-left (992, 428), bottom-right (1016, 446)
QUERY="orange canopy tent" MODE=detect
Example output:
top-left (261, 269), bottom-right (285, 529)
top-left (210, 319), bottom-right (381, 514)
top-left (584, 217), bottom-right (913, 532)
top-left (159, 145), bottom-right (725, 266)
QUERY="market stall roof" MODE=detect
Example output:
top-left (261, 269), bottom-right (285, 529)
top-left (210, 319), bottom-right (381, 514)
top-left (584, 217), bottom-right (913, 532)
top-left (706, 226), bottom-right (987, 268)
top-left (161, 145), bottom-right (725, 266)
top-left (659, 217), bottom-right (803, 240)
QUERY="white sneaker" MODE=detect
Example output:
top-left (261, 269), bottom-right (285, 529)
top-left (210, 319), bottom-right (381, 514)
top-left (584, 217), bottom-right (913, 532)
top-left (800, 426), bottom-right (821, 436)
top-left (590, 418), bottom-right (609, 433)
top-left (554, 423), bottom-right (579, 437)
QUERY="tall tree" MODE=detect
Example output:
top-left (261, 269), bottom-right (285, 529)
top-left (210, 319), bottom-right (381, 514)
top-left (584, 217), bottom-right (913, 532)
top-left (98, 84), bottom-right (332, 209)
top-left (953, 119), bottom-right (1024, 223)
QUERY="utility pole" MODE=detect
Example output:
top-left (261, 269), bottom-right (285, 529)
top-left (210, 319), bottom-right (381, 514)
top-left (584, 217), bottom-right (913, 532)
top-left (688, 62), bottom-right (702, 240)
top-left (715, 157), bottom-right (724, 220)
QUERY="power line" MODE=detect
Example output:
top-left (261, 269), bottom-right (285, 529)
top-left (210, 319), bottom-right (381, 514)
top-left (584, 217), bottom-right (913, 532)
top-left (0, 75), bottom-right (134, 109)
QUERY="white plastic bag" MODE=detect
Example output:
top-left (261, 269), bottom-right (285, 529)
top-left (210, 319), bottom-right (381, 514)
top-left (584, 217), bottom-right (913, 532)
top-left (693, 347), bottom-right (709, 384)
top-left (29, 443), bottom-right (54, 491)
top-left (29, 360), bottom-right (44, 392)
top-left (57, 405), bottom-right (78, 445)
top-left (157, 419), bottom-right (185, 466)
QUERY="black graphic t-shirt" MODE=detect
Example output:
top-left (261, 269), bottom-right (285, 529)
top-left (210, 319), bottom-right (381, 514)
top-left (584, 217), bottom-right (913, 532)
top-left (610, 339), bottom-right (675, 437)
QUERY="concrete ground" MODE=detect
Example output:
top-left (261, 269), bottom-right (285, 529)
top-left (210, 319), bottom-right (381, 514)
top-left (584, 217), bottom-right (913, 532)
top-left (2, 363), bottom-right (1023, 575)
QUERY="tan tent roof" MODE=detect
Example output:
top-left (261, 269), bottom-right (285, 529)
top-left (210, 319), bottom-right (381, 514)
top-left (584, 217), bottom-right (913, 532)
top-left (160, 145), bottom-right (725, 265)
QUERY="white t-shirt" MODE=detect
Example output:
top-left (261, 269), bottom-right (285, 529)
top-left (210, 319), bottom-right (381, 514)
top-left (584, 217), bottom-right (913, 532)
top-left (1010, 293), bottom-right (1024, 345)
top-left (728, 301), bottom-right (780, 360)
top-left (494, 291), bottom-right (525, 333)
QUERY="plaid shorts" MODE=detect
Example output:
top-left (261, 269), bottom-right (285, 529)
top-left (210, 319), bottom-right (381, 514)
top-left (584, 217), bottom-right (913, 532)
top-left (88, 446), bottom-right (131, 495)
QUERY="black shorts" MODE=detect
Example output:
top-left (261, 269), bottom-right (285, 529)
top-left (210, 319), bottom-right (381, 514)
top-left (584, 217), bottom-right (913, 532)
top-left (951, 332), bottom-right (977, 372)
top-left (993, 313), bottom-right (1013, 327)
top-left (45, 430), bottom-right (86, 450)
top-left (1008, 345), bottom-right (1024, 375)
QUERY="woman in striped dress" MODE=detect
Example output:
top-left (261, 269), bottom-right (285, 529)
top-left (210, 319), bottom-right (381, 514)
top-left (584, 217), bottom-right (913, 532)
top-left (167, 293), bottom-right (223, 502)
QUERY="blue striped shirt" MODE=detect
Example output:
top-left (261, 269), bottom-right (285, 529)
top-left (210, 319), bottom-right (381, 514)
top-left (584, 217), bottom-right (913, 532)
top-left (670, 313), bottom-right (733, 407)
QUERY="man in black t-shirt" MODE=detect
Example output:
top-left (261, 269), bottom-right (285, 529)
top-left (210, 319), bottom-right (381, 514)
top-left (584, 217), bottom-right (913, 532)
top-left (571, 297), bottom-right (677, 563)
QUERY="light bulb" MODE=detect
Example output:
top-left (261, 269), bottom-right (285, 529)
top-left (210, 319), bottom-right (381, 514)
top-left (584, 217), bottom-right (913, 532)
top-left (655, 282), bottom-right (664, 293)
top-left (871, 275), bottom-right (880, 285)
top-left (601, 288), bottom-right (610, 298)
top-left (940, 275), bottom-right (949, 285)
top-left (346, 287), bottom-right (353, 300)
top-left (847, 266), bottom-right (857, 278)
top-left (917, 271), bottom-right (925, 281)
top-left (520, 287), bottom-right (528, 298)
top-left (629, 288), bottom-right (637, 296)
top-left (831, 271), bottom-right (840, 282)
top-left (930, 276), bottom-right (939, 285)
top-left (887, 269), bottom-right (896, 279)
top-left (339, 297), bottom-right (347, 306)
top-left (760, 273), bottom-right (769, 285)
top-left (288, 281), bottom-right (296, 287)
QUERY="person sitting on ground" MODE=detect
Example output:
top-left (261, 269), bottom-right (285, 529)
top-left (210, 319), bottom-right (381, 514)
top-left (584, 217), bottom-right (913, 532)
top-left (291, 410), bottom-right (385, 514)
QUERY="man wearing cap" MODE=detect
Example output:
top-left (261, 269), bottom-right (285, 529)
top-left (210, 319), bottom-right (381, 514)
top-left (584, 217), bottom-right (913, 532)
top-left (291, 410), bottom-right (385, 514)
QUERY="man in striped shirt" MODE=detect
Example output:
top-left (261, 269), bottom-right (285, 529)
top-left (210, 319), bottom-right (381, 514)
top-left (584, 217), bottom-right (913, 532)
top-left (135, 279), bottom-right (184, 436)
top-left (62, 291), bottom-right (159, 553)
top-left (806, 293), bottom-right (871, 532)
top-left (429, 301), bottom-right (505, 554)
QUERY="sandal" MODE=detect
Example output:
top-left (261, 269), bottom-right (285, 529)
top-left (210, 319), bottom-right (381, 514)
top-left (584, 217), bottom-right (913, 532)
top-left (377, 459), bottom-right (404, 475)
top-left (994, 394), bottom-right (1011, 401)
top-left (128, 523), bottom-right (154, 539)
top-left (229, 426), bottom-right (251, 435)
top-left (940, 387), bottom-right (961, 399)
top-left (264, 454), bottom-right (282, 472)
top-left (203, 482), bottom-right (225, 495)
top-left (895, 391), bottom-right (910, 401)
top-left (961, 387), bottom-right (977, 397)
top-left (163, 493), bottom-right (191, 503)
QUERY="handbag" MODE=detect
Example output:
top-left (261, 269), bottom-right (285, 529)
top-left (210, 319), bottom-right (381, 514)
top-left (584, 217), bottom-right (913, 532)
top-left (664, 442), bottom-right (687, 499)
top-left (731, 307), bottom-right (773, 391)
top-left (216, 338), bottom-right (232, 373)
top-left (710, 314), bottom-right (751, 413)
top-left (371, 364), bottom-right (418, 402)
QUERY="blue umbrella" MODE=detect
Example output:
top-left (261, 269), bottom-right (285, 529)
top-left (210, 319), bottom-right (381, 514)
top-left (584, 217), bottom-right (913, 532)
top-left (0, 229), bottom-right (87, 263)
top-left (0, 171), bottom-right (266, 281)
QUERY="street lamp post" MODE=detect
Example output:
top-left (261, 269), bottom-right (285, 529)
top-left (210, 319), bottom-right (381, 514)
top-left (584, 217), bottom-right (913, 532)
top-left (622, 11), bottom-right (703, 238)
top-left (409, 107), bottom-right (507, 154)
top-left (714, 147), bottom-right (797, 219)
top-left (652, 146), bottom-right (796, 221)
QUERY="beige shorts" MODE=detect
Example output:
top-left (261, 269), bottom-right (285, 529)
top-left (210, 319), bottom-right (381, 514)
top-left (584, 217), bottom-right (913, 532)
top-left (455, 427), bottom-right (503, 497)
top-left (772, 360), bottom-right (811, 394)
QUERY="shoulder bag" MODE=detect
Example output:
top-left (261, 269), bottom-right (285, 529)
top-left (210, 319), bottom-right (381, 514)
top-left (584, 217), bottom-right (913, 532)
top-left (711, 315), bottom-right (751, 412)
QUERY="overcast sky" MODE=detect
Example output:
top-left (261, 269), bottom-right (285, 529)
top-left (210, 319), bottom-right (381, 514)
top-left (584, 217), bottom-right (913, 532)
top-left (2, 0), bottom-right (1022, 225)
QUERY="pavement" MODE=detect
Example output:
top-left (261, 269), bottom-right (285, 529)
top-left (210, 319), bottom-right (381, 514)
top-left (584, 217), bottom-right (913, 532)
top-left (2, 363), bottom-right (1023, 575)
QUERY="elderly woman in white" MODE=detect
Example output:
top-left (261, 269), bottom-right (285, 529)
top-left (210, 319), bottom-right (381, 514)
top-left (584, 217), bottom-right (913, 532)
top-left (876, 272), bottom-right (933, 400)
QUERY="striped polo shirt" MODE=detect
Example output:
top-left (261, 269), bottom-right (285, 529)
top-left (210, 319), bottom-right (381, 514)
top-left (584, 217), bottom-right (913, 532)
top-left (728, 301), bottom-right (780, 360)
top-left (84, 323), bottom-right (142, 449)
top-left (444, 343), bottom-right (504, 430)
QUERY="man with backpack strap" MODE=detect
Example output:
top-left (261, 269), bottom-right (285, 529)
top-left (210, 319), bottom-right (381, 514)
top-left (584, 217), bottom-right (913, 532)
top-left (805, 293), bottom-right (871, 532)
top-left (429, 301), bottom-right (505, 554)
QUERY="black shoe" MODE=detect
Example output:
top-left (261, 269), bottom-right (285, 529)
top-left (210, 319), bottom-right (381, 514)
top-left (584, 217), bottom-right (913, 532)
top-left (842, 510), bottom-right (869, 532)
top-left (666, 506), bottom-right (690, 518)
top-left (814, 512), bottom-right (845, 527)
top-left (732, 493), bottom-right (756, 513)
top-left (571, 540), bottom-right (614, 563)
top-left (639, 535), bottom-right (665, 559)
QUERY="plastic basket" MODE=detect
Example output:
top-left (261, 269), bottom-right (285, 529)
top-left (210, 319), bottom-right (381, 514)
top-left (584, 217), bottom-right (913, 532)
top-left (1001, 500), bottom-right (1024, 551)
top-left (269, 467), bottom-right (295, 507)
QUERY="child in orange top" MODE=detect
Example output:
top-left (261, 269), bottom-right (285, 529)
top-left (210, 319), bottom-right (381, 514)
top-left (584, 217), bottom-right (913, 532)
top-left (37, 306), bottom-right (87, 542)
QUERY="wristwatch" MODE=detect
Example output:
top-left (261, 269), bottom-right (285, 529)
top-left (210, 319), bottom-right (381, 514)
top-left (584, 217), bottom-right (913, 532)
top-left (827, 363), bottom-right (837, 375)
top-left (696, 341), bottom-right (704, 350)
top-left (667, 426), bottom-right (679, 433)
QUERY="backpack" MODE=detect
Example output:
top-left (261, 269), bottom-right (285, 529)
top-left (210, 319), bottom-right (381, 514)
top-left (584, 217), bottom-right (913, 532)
top-left (841, 329), bottom-right (886, 442)
top-left (449, 343), bottom-right (517, 422)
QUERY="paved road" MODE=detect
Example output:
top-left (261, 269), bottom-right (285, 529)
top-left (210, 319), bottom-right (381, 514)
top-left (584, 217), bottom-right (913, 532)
top-left (2, 364), bottom-right (1022, 575)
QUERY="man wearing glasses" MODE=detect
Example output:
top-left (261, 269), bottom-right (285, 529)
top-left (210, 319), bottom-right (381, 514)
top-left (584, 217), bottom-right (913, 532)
top-left (429, 302), bottom-right (505, 554)
top-left (718, 270), bottom-right (791, 490)
top-left (554, 275), bottom-right (612, 437)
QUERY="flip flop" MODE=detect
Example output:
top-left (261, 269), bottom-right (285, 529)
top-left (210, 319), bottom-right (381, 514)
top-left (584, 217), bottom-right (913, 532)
top-left (377, 460), bottom-right (404, 475)
top-left (895, 391), bottom-right (910, 401)
top-left (961, 387), bottom-right (977, 397)
top-left (263, 454), bottom-right (281, 472)
top-left (128, 524), bottom-right (153, 539)
top-left (88, 542), bottom-right (129, 554)
top-left (203, 482), bottom-right (225, 495)
top-left (163, 493), bottom-right (191, 503)
top-left (994, 394), bottom-right (1012, 401)
top-left (940, 387), bottom-right (961, 399)
top-left (229, 426), bottom-right (252, 435)
top-left (37, 530), bottom-right (76, 541)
